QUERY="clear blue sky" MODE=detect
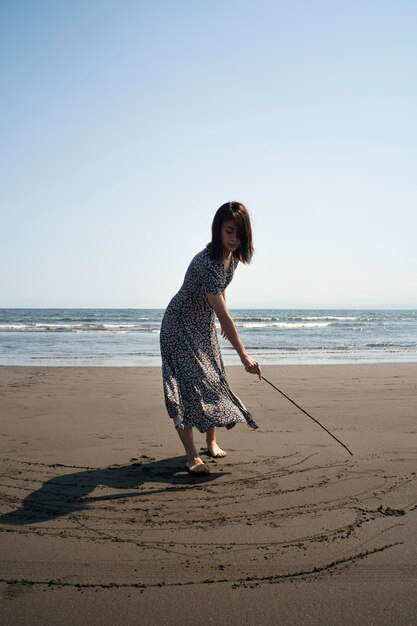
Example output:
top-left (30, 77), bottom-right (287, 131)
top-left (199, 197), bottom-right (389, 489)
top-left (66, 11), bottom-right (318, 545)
top-left (1, 0), bottom-right (416, 308)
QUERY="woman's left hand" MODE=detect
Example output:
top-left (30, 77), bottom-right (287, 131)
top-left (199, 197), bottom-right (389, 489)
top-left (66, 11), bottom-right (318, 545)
top-left (241, 355), bottom-right (262, 380)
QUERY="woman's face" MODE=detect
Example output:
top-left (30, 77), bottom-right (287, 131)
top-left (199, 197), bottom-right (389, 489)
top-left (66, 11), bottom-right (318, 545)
top-left (220, 219), bottom-right (241, 255)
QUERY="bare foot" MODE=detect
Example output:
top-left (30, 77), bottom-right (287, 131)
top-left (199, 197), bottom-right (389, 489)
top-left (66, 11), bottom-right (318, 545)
top-left (206, 442), bottom-right (227, 458)
top-left (186, 458), bottom-right (210, 474)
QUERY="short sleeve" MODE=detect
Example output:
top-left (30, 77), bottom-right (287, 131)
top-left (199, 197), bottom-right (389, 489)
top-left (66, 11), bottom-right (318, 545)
top-left (195, 254), bottom-right (224, 295)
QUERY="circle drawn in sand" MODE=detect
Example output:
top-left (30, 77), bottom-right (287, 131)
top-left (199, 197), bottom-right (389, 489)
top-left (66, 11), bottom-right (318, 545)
top-left (0, 454), bottom-right (413, 589)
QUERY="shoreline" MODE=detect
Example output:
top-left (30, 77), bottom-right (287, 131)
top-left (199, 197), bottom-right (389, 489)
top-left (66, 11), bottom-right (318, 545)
top-left (2, 360), bottom-right (417, 369)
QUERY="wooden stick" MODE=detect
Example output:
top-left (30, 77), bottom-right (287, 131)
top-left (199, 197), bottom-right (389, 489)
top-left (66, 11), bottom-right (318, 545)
top-left (261, 375), bottom-right (353, 456)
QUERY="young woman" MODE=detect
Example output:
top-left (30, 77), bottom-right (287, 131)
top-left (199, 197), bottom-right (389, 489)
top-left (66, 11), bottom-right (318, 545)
top-left (160, 201), bottom-right (261, 475)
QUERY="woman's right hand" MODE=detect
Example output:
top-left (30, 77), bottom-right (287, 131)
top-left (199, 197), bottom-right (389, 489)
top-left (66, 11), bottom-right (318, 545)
top-left (241, 354), bottom-right (261, 380)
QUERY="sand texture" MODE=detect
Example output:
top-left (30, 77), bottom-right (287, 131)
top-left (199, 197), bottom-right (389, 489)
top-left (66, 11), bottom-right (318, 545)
top-left (0, 364), bottom-right (416, 625)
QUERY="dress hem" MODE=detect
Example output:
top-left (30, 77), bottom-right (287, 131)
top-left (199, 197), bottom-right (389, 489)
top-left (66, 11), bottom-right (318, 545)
top-left (174, 415), bottom-right (258, 433)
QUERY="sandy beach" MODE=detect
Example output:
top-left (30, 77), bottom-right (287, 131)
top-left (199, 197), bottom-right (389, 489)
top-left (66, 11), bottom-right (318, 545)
top-left (0, 364), bottom-right (416, 625)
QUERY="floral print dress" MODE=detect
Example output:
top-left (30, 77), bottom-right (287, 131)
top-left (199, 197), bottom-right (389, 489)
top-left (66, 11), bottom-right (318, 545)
top-left (160, 247), bottom-right (258, 433)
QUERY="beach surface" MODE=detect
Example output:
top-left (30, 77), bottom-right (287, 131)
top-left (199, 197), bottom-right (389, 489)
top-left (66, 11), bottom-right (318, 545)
top-left (0, 364), bottom-right (416, 625)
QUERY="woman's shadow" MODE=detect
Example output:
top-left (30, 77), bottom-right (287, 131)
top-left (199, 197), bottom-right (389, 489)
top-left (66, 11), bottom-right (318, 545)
top-left (0, 455), bottom-right (225, 526)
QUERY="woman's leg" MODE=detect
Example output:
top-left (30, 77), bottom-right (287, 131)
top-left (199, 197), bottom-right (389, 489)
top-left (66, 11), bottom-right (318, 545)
top-left (176, 426), bottom-right (210, 473)
top-left (206, 426), bottom-right (227, 458)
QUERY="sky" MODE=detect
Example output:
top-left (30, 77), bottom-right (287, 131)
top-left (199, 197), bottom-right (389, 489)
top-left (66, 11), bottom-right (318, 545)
top-left (1, 0), bottom-right (416, 309)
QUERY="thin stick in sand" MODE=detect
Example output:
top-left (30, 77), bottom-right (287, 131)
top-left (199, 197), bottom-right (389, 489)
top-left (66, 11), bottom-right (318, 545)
top-left (261, 375), bottom-right (354, 456)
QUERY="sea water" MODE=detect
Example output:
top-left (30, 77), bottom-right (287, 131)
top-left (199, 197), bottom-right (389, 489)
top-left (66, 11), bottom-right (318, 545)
top-left (0, 308), bottom-right (416, 367)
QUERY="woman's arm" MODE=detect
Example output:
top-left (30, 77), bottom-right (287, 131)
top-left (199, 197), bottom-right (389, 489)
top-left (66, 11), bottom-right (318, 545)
top-left (207, 293), bottom-right (261, 378)
top-left (220, 291), bottom-right (227, 338)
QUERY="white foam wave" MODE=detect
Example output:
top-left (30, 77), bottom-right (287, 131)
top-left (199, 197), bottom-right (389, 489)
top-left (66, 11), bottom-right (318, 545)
top-left (297, 316), bottom-right (358, 321)
top-left (0, 322), bottom-right (157, 333)
top-left (101, 324), bottom-right (136, 329)
top-left (235, 321), bottom-right (332, 329)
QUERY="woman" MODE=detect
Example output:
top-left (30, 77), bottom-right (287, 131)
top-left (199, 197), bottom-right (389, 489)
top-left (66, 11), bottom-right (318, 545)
top-left (160, 201), bottom-right (261, 475)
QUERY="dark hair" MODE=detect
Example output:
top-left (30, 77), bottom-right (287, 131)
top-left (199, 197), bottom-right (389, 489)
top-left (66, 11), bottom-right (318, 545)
top-left (207, 201), bottom-right (254, 264)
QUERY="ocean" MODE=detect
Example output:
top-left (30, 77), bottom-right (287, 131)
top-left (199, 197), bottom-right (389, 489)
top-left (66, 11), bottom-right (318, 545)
top-left (0, 308), bottom-right (416, 367)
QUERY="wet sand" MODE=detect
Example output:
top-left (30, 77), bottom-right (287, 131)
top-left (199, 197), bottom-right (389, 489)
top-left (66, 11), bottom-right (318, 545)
top-left (0, 364), bottom-right (416, 625)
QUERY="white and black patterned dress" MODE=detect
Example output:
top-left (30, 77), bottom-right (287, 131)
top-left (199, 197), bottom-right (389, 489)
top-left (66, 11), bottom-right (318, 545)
top-left (160, 247), bottom-right (258, 433)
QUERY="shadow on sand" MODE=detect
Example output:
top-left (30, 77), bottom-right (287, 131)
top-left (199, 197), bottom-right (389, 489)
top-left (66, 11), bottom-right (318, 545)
top-left (0, 455), bottom-right (226, 526)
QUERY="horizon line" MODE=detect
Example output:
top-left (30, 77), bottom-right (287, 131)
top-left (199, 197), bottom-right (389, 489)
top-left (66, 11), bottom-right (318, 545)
top-left (1, 306), bottom-right (417, 311)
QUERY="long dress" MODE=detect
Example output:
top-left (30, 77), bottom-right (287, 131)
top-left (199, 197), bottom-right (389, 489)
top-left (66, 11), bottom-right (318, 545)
top-left (160, 246), bottom-right (258, 433)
